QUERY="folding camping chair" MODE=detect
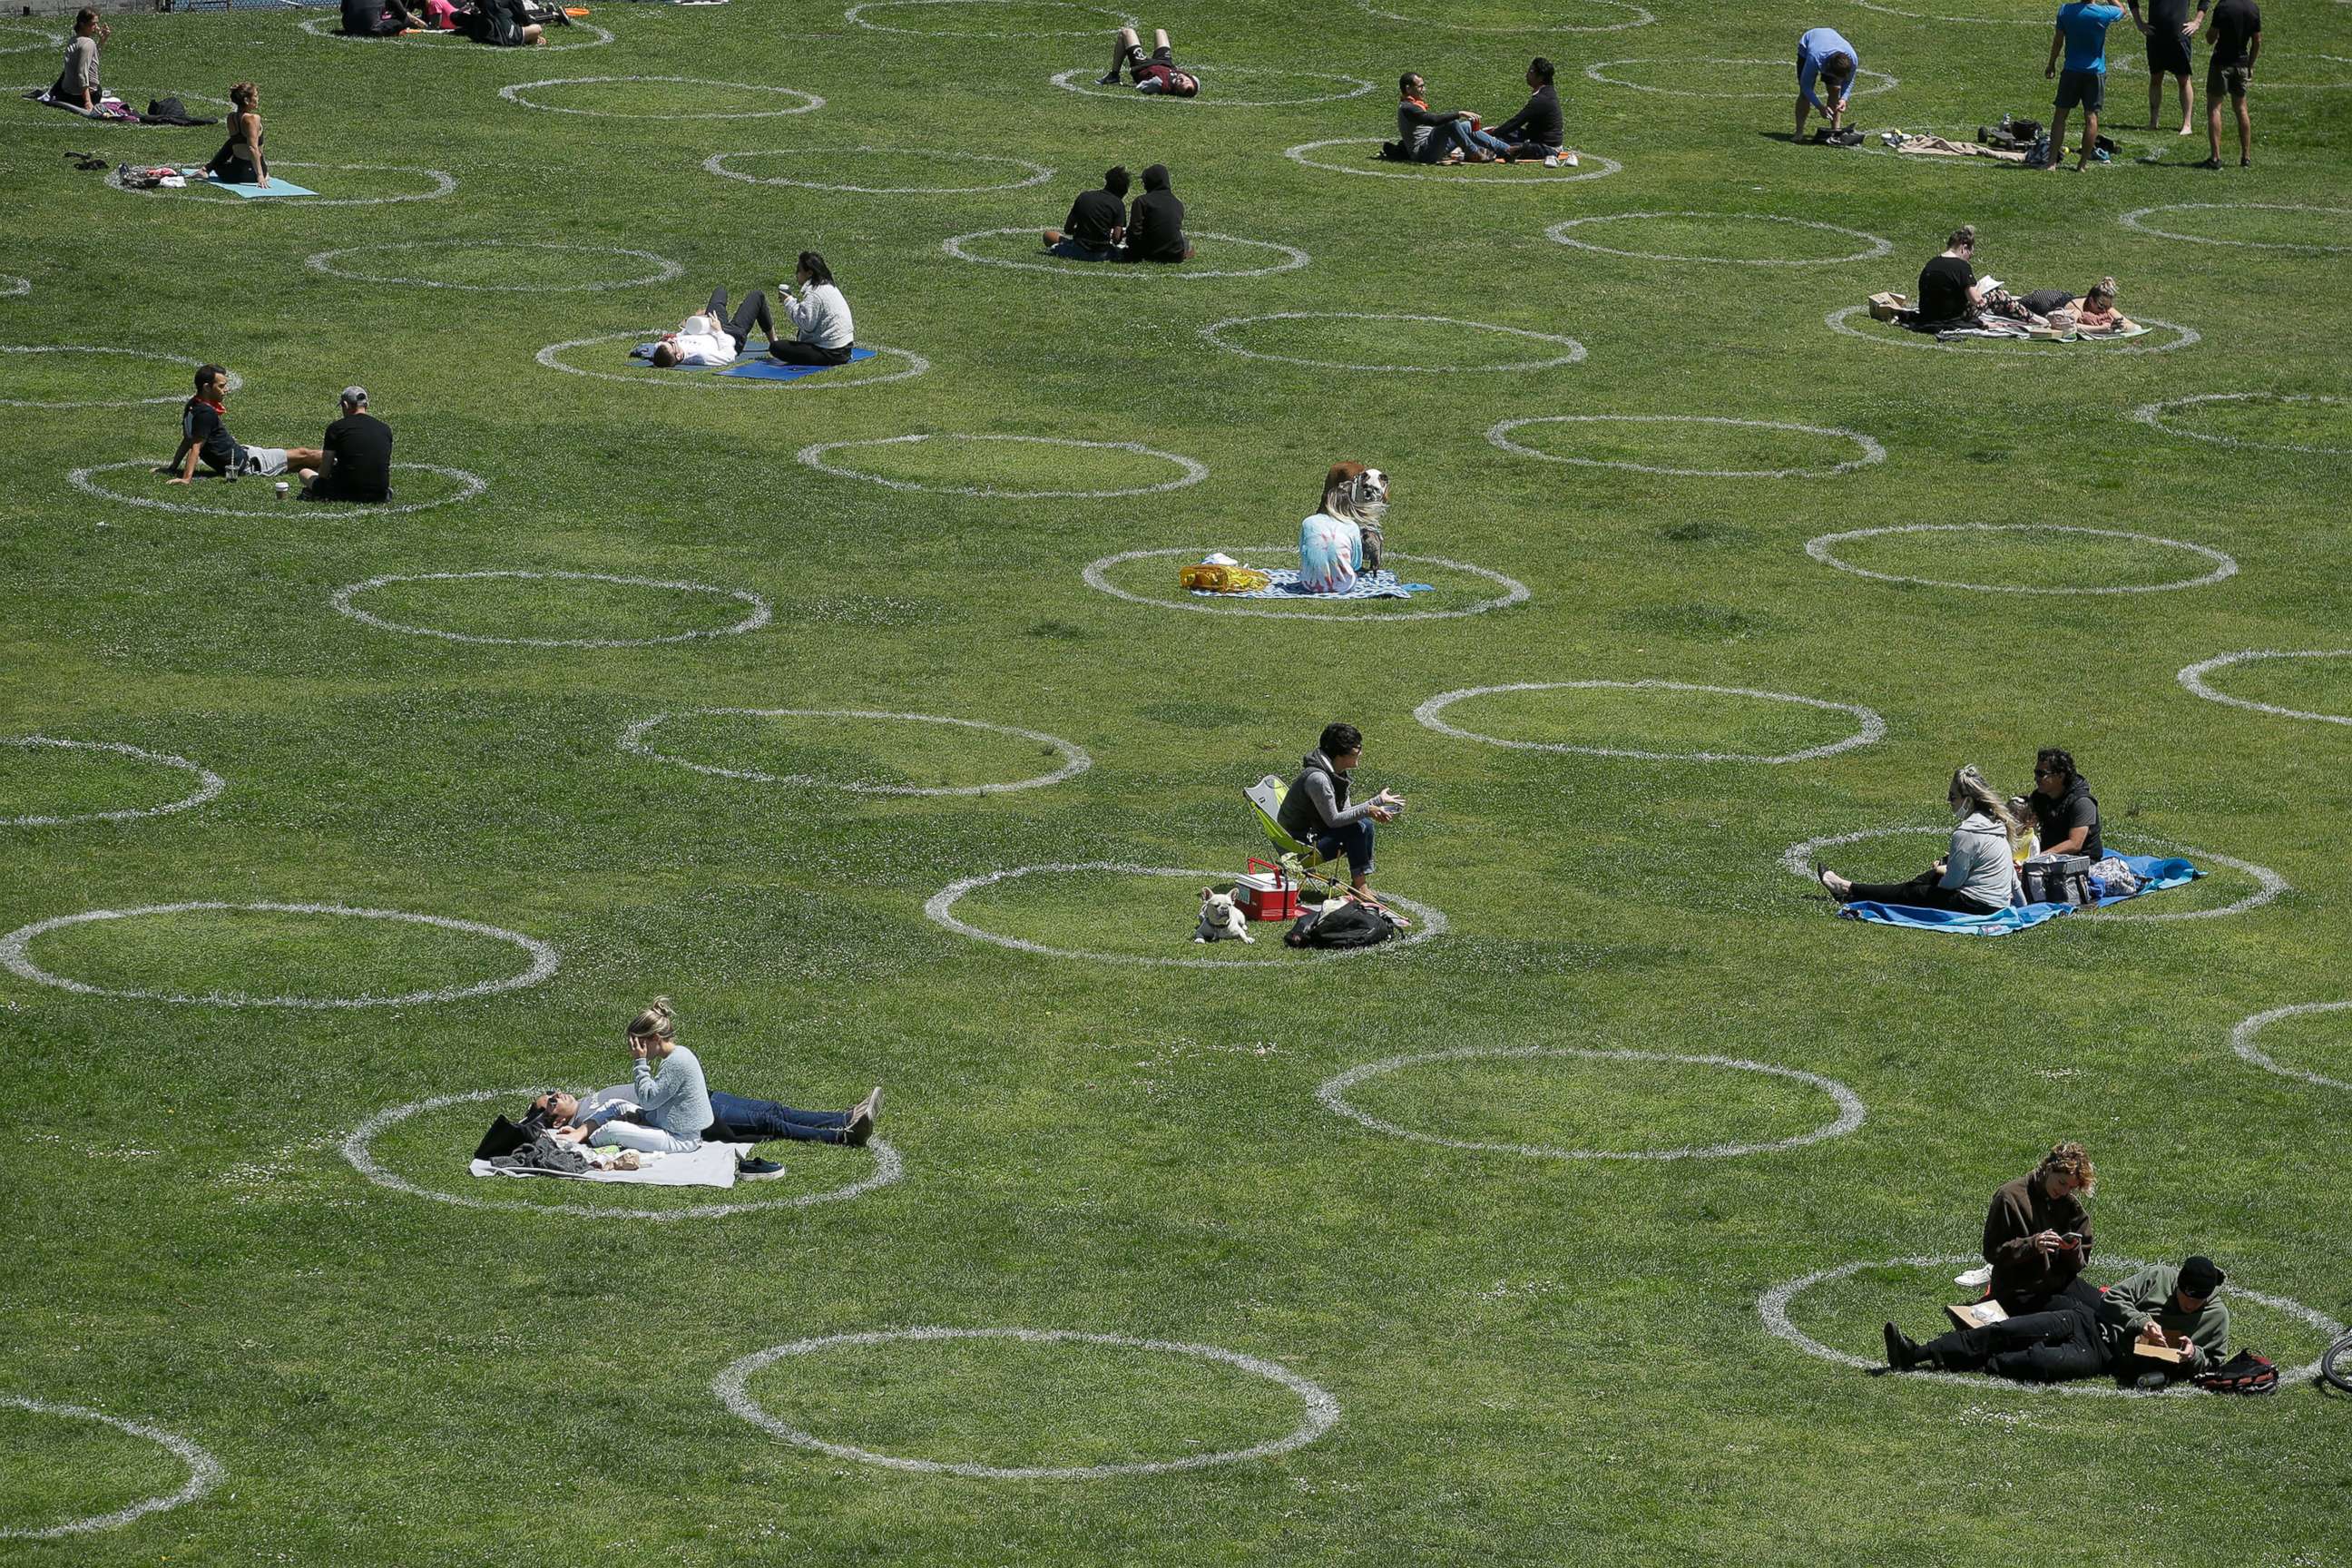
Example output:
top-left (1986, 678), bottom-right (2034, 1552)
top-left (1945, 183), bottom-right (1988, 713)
top-left (1245, 775), bottom-right (1348, 897)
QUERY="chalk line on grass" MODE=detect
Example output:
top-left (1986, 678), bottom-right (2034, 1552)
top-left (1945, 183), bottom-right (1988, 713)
top-left (1546, 211), bottom-right (1892, 266)
top-left (2129, 393), bottom-right (2352, 455)
top-left (942, 226), bottom-right (1311, 278)
top-left (1283, 138), bottom-right (1622, 182)
top-left (1, 737), bottom-right (225, 828)
top-left (1351, 0), bottom-right (1653, 33)
top-left (1760, 1254), bottom-right (2344, 1396)
top-left (1585, 56), bottom-right (1897, 97)
top-left (797, 433), bottom-right (1207, 498)
top-left (2231, 1001), bottom-right (2352, 1093)
top-left (108, 161), bottom-right (458, 208)
top-left (714, 1328), bottom-right (1339, 1478)
top-left (0, 901), bottom-right (560, 1008)
top-left (1201, 312), bottom-right (1584, 372)
top-left (704, 146), bottom-right (1051, 192)
top-left (0, 1396), bottom-right (222, 1540)
top-left (2178, 649), bottom-right (2352, 727)
top-left (1778, 826), bottom-right (2288, 923)
top-left (0, 22), bottom-right (64, 54)
top-left (1848, 0), bottom-right (2045, 22)
top-left (498, 74), bottom-right (821, 117)
top-left (925, 862), bottom-right (1446, 967)
top-left (846, 0), bottom-right (1133, 35)
top-left (299, 12), bottom-right (613, 44)
top-left (341, 1087), bottom-right (904, 1220)
top-left (1416, 680), bottom-right (1886, 763)
top-left (331, 569), bottom-right (772, 649)
top-left (1, 275), bottom-right (27, 296)
top-left (2119, 202), bottom-right (2352, 253)
top-left (1824, 303), bottom-right (2200, 354)
top-left (1318, 1045), bottom-right (1866, 1160)
top-left (1805, 524), bottom-right (2238, 593)
top-left (534, 328), bottom-right (930, 390)
top-left (1488, 414), bottom-right (1881, 476)
top-left (71, 460), bottom-right (485, 518)
top-left (308, 240), bottom-right (683, 290)
top-left (1082, 545), bottom-right (1530, 622)
top-left (620, 709), bottom-right (1092, 795)
top-left (1051, 64), bottom-right (1375, 105)
top-left (2, 347), bottom-right (240, 409)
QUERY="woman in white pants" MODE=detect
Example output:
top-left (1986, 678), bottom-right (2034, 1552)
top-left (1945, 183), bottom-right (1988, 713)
top-left (552, 997), bottom-right (711, 1154)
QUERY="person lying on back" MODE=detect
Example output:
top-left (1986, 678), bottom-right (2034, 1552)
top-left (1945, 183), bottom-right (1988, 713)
top-left (1043, 165), bottom-right (1130, 260)
top-left (1115, 163), bottom-right (1193, 262)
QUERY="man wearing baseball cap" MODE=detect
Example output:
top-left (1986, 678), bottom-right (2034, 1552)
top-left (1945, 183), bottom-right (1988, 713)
top-left (1883, 1253), bottom-right (2229, 1386)
top-left (2099, 1254), bottom-right (2230, 1386)
top-left (299, 386), bottom-right (394, 504)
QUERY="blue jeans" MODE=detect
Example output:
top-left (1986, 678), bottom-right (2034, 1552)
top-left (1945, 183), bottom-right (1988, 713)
top-left (706, 1090), bottom-right (851, 1145)
top-left (1047, 236), bottom-right (1114, 261)
top-left (1312, 818), bottom-right (1376, 877)
top-left (1457, 123), bottom-right (1514, 157)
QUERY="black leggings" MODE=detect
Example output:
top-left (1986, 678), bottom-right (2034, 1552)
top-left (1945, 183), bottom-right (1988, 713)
top-left (704, 286), bottom-right (774, 353)
top-left (1842, 871), bottom-right (2002, 915)
top-left (769, 339), bottom-right (852, 365)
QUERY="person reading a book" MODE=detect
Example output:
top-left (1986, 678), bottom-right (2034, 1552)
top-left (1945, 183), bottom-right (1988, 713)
top-left (2099, 1256), bottom-right (2229, 1385)
top-left (1981, 1141), bottom-right (2096, 1313)
top-left (1882, 1274), bottom-right (2109, 1382)
top-left (1881, 1253), bottom-right (2228, 1386)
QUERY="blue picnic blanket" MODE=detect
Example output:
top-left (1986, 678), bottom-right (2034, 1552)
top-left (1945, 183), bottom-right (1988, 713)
top-left (720, 347), bottom-right (878, 380)
top-left (1838, 854), bottom-right (2201, 936)
top-left (1189, 568), bottom-right (1435, 602)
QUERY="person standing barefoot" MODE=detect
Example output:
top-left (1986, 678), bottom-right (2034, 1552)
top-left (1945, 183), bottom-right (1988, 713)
top-left (2199, 0), bottom-right (2259, 167)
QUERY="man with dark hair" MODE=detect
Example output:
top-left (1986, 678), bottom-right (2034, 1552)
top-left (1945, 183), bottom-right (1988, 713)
top-left (1396, 71), bottom-right (1501, 163)
top-left (2045, 0), bottom-right (2128, 172)
top-left (1043, 165), bottom-right (1131, 260)
top-left (160, 365), bottom-right (321, 487)
top-left (1881, 1254), bottom-right (2230, 1387)
top-left (2197, 0), bottom-right (2259, 168)
top-left (1491, 56), bottom-right (1577, 165)
top-left (2128, 0), bottom-right (2207, 134)
top-left (2027, 748), bottom-right (2102, 861)
top-left (1275, 722), bottom-right (1404, 896)
top-left (1795, 26), bottom-right (1858, 138)
top-left (1114, 164), bottom-right (1193, 262)
top-left (300, 386), bottom-right (394, 504)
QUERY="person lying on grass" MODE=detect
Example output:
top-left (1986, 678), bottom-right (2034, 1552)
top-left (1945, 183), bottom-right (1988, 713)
top-left (527, 1065), bottom-right (880, 1183)
top-left (160, 363), bottom-right (322, 486)
top-left (1277, 721), bottom-right (1404, 901)
top-left (651, 287), bottom-right (774, 368)
top-left (1883, 1253), bottom-right (2229, 1387)
top-left (1043, 165), bottom-right (1129, 260)
top-left (1813, 765), bottom-right (2024, 915)
top-left (1298, 461), bottom-right (1391, 590)
top-left (1095, 24), bottom-right (1198, 97)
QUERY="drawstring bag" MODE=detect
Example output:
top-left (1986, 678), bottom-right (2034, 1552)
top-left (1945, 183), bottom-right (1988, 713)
top-left (1285, 899), bottom-right (1398, 950)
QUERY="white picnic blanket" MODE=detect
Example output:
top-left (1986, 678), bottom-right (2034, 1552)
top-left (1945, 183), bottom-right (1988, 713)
top-left (469, 1140), bottom-right (752, 1189)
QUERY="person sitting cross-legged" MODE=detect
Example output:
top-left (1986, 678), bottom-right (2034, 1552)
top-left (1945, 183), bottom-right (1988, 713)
top-left (1043, 165), bottom-right (1130, 260)
top-left (299, 385), bottom-right (394, 503)
top-left (1114, 164), bottom-right (1193, 262)
top-left (1276, 721), bottom-right (1404, 900)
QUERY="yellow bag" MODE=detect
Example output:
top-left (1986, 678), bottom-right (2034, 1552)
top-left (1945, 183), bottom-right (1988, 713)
top-left (1180, 564), bottom-right (1271, 593)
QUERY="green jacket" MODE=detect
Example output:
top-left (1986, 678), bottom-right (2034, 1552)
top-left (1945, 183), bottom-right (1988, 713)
top-left (2098, 1263), bottom-right (2230, 1372)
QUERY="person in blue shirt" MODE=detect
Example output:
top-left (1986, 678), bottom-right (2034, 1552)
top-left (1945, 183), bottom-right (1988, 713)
top-left (1794, 27), bottom-right (1858, 139)
top-left (2044, 1), bottom-right (2126, 172)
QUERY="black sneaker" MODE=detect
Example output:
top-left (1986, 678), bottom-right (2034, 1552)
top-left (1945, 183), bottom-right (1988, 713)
top-left (1096, 71), bottom-right (1122, 85)
top-left (737, 1156), bottom-right (787, 1181)
top-left (2197, 156), bottom-right (2222, 170)
top-left (1882, 1322), bottom-right (1920, 1371)
top-left (844, 1111), bottom-right (875, 1148)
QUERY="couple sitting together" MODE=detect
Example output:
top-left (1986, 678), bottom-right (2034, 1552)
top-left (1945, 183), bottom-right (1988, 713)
top-left (518, 997), bottom-right (879, 1180)
top-left (1906, 225), bottom-right (2141, 335)
top-left (1882, 1143), bottom-right (2233, 1388)
top-left (1392, 57), bottom-right (1578, 167)
top-left (1041, 163), bottom-right (1192, 263)
top-left (644, 253), bottom-right (856, 368)
top-left (1814, 749), bottom-right (2103, 916)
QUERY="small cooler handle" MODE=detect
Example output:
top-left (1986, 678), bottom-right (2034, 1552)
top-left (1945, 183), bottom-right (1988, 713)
top-left (1247, 858), bottom-right (1289, 887)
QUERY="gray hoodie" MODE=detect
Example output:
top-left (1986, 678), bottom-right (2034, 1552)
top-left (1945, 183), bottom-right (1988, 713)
top-left (1277, 750), bottom-right (1372, 842)
top-left (1939, 811), bottom-right (2019, 909)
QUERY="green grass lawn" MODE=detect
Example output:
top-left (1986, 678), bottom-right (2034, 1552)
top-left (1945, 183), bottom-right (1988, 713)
top-left (3, 0), bottom-right (2350, 1561)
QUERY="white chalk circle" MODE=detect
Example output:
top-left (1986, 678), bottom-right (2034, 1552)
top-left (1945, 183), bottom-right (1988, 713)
top-left (1777, 826), bottom-right (2289, 923)
top-left (1318, 1045), bottom-right (1866, 1160)
top-left (846, 0), bottom-right (1133, 35)
top-left (0, 1396), bottom-right (222, 1540)
top-left (70, 460), bottom-right (485, 519)
top-left (1, 347), bottom-right (240, 410)
top-left (1082, 544), bottom-right (1530, 622)
top-left (0, 901), bottom-right (560, 1008)
top-left (1805, 524), bottom-right (2239, 594)
top-left (704, 147), bottom-right (1051, 193)
top-left (2130, 393), bottom-right (2352, 456)
top-left (1488, 414), bottom-right (1882, 478)
top-left (2179, 649), bottom-right (2352, 728)
top-left (797, 432), bottom-right (1207, 499)
top-left (1050, 64), bottom-right (1376, 105)
top-left (534, 327), bottom-right (931, 391)
top-left (2231, 1001), bottom-right (2352, 1093)
top-left (1849, 0), bottom-right (2047, 22)
top-left (621, 709), bottom-right (1092, 795)
top-left (2120, 202), bottom-right (2352, 253)
top-left (1547, 211), bottom-right (1892, 266)
top-left (1824, 303), bottom-right (2200, 356)
top-left (1416, 680), bottom-right (1886, 764)
top-left (1586, 56), bottom-right (1896, 98)
top-left (942, 226), bottom-right (1311, 279)
top-left (1351, 0), bottom-right (1653, 32)
top-left (1760, 1254), bottom-right (2345, 1396)
top-left (925, 862), bottom-right (1446, 967)
top-left (715, 1328), bottom-right (1338, 1478)
top-left (499, 74), bottom-right (822, 117)
top-left (1283, 138), bottom-right (1623, 183)
top-left (0, 23), bottom-right (64, 55)
top-left (298, 12), bottom-right (613, 45)
top-left (1, 737), bottom-right (224, 828)
top-left (108, 160), bottom-right (458, 208)
top-left (342, 1087), bottom-right (905, 1220)
top-left (2, 275), bottom-right (27, 297)
top-left (331, 569), bottom-right (772, 649)
top-left (1202, 312), bottom-right (1584, 373)
top-left (307, 240), bottom-right (683, 291)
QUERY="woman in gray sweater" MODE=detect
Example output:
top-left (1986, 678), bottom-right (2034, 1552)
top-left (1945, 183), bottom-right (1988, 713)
top-left (1815, 765), bottom-right (2022, 914)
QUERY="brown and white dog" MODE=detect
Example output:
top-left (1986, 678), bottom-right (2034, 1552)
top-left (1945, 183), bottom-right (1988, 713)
top-left (1318, 462), bottom-right (1392, 572)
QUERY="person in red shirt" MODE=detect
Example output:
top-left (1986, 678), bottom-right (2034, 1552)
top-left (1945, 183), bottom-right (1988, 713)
top-left (1095, 25), bottom-right (1198, 97)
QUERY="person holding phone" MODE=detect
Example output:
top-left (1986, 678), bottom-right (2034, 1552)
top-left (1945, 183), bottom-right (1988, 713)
top-left (1981, 1142), bottom-right (2096, 1313)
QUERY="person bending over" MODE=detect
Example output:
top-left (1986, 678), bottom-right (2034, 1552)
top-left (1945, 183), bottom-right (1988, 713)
top-left (1396, 72), bottom-right (1505, 163)
top-left (537, 999), bottom-right (711, 1156)
top-left (1096, 25), bottom-right (1198, 97)
top-left (299, 386), bottom-right (393, 503)
top-left (1115, 165), bottom-right (1193, 262)
top-left (2099, 1255), bottom-right (2230, 1385)
top-left (341, 0), bottom-right (424, 35)
top-left (771, 252), bottom-right (856, 366)
top-left (2044, 0), bottom-right (2126, 172)
top-left (50, 9), bottom-right (107, 112)
top-left (2026, 748), bottom-right (2104, 858)
top-left (530, 1083), bottom-right (880, 1180)
top-left (1794, 26), bottom-right (1858, 138)
top-left (160, 364), bottom-right (321, 486)
top-left (1276, 722), bottom-right (1403, 898)
top-left (2198, 0), bottom-right (2258, 168)
top-left (1043, 165), bottom-right (1129, 260)
top-left (650, 286), bottom-right (775, 367)
top-left (2129, 0), bottom-right (2207, 134)
top-left (1298, 462), bottom-right (1391, 590)
top-left (1490, 56), bottom-right (1577, 165)
top-left (1981, 1141), bottom-right (2097, 1314)
top-left (1914, 224), bottom-right (1989, 325)
top-left (1814, 765), bottom-right (2024, 916)
top-left (204, 81), bottom-right (269, 186)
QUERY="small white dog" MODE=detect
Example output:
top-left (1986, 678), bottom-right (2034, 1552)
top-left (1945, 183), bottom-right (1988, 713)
top-left (1193, 887), bottom-right (1253, 943)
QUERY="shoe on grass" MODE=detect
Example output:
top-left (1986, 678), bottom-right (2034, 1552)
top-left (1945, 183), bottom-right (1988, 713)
top-left (2197, 156), bottom-right (2221, 169)
top-left (1882, 1323), bottom-right (1921, 1371)
top-left (737, 1156), bottom-right (787, 1181)
top-left (845, 1110), bottom-right (875, 1148)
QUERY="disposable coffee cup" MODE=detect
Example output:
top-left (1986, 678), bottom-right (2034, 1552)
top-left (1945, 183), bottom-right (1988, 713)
top-left (274, 481), bottom-right (289, 497)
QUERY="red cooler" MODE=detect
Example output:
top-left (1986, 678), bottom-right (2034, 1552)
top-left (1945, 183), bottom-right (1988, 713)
top-left (1234, 859), bottom-right (1301, 922)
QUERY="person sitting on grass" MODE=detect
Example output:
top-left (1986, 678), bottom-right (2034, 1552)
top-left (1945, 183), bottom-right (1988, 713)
top-left (297, 386), bottom-right (393, 503)
top-left (1396, 71), bottom-right (1505, 163)
top-left (2025, 747), bottom-right (2105, 859)
top-left (1043, 165), bottom-right (1129, 260)
top-left (650, 286), bottom-right (775, 368)
top-left (529, 1076), bottom-right (880, 1181)
top-left (1981, 1141), bottom-right (2097, 1313)
top-left (1488, 56), bottom-right (1578, 165)
top-left (1882, 1254), bottom-right (2228, 1387)
top-left (1095, 24), bottom-right (1198, 97)
top-left (341, 0), bottom-right (425, 35)
top-left (1883, 1273), bottom-right (2110, 1383)
top-left (771, 251), bottom-right (856, 366)
top-left (1115, 164), bottom-right (1193, 262)
top-left (466, 0), bottom-right (551, 48)
top-left (203, 81), bottom-right (269, 186)
top-left (1794, 26), bottom-right (1858, 139)
top-left (534, 998), bottom-right (710, 1157)
top-left (49, 9), bottom-right (109, 113)
top-left (1298, 462), bottom-right (1391, 590)
top-left (1276, 722), bottom-right (1404, 901)
top-left (160, 364), bottom-right (321, 486)
top-left (1814, 765), bottom-right (2023, 916)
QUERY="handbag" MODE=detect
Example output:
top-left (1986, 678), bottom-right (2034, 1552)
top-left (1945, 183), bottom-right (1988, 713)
top-left (2021, 855), bottom-right (2094, 906)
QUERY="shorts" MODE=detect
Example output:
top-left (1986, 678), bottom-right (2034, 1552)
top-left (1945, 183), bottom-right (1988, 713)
top-left (235, 445), bottom-right (288, 477)
top-left (2144, 26), bottom-right (2191, 78)
top-left (2208, 60), bottom-right (2251, 98)
top-left (2053, 68), bottom-right (2104, 113)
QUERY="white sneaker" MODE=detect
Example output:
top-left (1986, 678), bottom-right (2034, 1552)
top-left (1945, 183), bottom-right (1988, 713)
top-left (1954, 1263), bottom-right (1994, 1289)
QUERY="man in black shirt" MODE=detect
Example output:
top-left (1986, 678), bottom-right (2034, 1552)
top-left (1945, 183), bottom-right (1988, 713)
top-left (1491, 56), bottom-right (1577, 164)
top-left (2128, 0), bottom-right (2205, 133)
top-left (2200, 0), bottom-right (2259, 167)
top-left (2027, 748), bottom-right (2102, 862)
top-left (301, 386), bottom-right (394, 503)
top-left (161, 363), bottom-right (319, 486)
top-left (1113, 163), bottom-right (1192, 264)
top-left (1041, 165), bottom-right (1130, 261)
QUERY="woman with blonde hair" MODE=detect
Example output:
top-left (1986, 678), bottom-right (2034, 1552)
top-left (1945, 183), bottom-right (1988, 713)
top-left (1980, 1141), bottom-right (2096, 1312)
top-left (1298, 462), bottom-right (1392, 592)
top-left (204, 82), bottom-right (270, 187)
top-left (550, 997), bottom-right (712, 1156)
top-left (1815, 765), bottom-right (2022, 914)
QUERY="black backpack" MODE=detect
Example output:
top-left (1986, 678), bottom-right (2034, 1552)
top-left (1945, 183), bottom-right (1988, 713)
top-left (1285, 899), bottom-right (1397, 950)
top-left (2193, 1351), bottom-right (2279, 1395)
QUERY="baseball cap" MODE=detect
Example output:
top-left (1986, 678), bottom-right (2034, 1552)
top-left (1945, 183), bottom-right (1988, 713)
top-left (340, 385), bottom-right (368, 407)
